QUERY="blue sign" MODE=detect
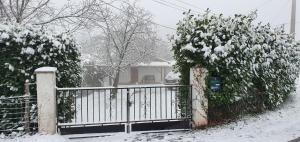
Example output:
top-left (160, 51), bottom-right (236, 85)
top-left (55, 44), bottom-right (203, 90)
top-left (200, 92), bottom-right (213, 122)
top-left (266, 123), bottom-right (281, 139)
top-left (210, 77), bottom-right (221, 92)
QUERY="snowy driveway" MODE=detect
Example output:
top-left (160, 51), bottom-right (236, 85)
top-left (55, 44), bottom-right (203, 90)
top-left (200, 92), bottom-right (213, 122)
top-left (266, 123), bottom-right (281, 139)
top-left (2, 81), bottom-right (300, 142)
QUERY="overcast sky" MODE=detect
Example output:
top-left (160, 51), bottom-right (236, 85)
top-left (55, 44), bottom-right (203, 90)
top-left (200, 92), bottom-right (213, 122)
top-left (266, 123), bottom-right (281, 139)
top-left (135, 0), bottom-right (298, 40)
top-left (52, 0), bottom-right (299, 40)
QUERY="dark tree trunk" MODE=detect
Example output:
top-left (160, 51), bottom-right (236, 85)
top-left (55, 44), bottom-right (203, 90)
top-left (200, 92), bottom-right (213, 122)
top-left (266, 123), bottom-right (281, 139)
top-left (112, 68), bottom-right (120, 97)
top-left (113, 69), bottom-right (120, 88)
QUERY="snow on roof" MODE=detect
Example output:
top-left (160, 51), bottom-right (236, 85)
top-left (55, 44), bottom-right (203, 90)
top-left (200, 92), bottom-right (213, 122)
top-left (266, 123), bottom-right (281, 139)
top-left (135, 61), bottom-right (175, 67)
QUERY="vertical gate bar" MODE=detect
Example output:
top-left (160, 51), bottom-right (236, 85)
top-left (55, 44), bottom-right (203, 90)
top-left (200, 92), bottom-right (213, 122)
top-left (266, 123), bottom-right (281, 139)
top-left (165, 87), bottom-right (167, 119)
top-left (74, 90), bottom-right (77, 123)
top-left (62, 91), bottom-right (65, 123)
top-left (104, 89), bottom-right (106, 122)
top-left (121, 89), bottom-right (123, 121)
top-left (93, 90), bottom-right (95, 122)
top-left (139, 88), bottom-right (141, 120)
top-left (61, 91), bottom-right (63, 123)
top-left (179, 86), bottom-right (182, 119)
top-left (81, 90), bottom-right (83, 123)
top-left (190, 85), bottom-right (193, 120)
top-left (116, 89), bottom-right (118, 121)
top-left (155, 87), bottom-right (157, 119)
top-left (171, 87), bottom-right (173, 119)
top-left (110, 89), bottom-right (112, 121)
top-left (126, 88), bottom-right (130, 133)
top-left (87, 90), bottom-right (89, 122)
top-left (133, 88), bottom-right (135, 120)
top-left (185, 86), bottom-right (188, 119)
top-left (56, 90), bottom-right (59, 132)
top-left (144, 88), bottom-right (146, 119)
top-left (66, 91), bottom-right (68, 123)
top-left (175, 87), bottom-right (177, 119)
top-left (98, 90), bottom-right (100, 122)
top-left (150, 87), bottom-right (151, 119)
top-left (160, 87), bottom-right (162, 119)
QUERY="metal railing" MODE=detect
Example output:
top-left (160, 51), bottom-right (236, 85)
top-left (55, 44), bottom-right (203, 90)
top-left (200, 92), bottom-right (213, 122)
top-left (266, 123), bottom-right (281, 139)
top-left (56, 85), bottom-right (192, 132)
top-left (0, 81), bottom-right (38, 136)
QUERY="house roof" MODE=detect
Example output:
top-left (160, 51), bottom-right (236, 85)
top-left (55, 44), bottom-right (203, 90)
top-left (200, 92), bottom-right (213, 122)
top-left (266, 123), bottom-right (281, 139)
top-left (134, 61), bottom-right (175, 67)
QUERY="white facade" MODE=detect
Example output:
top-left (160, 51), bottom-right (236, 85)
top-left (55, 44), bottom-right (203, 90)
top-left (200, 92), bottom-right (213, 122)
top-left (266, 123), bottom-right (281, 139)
top-left (136, 66), bottom-right (171, 84)
top-left (117, 62), bottom-right (173, 85)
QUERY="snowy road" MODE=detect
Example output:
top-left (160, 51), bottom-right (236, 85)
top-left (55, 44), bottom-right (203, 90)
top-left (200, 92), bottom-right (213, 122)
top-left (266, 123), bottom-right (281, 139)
top-left (2, 81), bottom-right (300, 142)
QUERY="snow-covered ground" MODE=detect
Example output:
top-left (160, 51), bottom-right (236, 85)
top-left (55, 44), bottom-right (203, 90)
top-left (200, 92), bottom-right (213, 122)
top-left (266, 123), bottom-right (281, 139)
top-left (2, 81), bottom-right (300, 142)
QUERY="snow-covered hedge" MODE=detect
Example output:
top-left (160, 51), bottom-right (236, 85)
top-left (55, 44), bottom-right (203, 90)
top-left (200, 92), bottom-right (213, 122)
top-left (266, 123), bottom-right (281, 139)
top-left (172, 11), bottom-right (300, 116)
top-left (0, 22), bottom-right (81, 134)
top-left (0, 23), bottom-right (81, 96)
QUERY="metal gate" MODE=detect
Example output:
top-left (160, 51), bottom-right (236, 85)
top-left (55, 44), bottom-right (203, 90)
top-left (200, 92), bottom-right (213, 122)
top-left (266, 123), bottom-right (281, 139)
top-left (56, 85), bottom-right (192, 135)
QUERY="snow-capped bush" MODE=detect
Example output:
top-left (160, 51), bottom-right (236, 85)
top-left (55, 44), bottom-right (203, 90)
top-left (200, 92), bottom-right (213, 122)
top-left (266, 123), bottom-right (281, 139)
top-left (0, 22), bottom-right (81, 96)
top-left (172, 10), bottom-right (300, 117)
top-left (0, 22), bottom-right (81, 134)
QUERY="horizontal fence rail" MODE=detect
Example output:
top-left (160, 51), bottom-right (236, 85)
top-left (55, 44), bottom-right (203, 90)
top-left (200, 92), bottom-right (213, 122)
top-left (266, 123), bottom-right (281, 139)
top-left (56, 85), bottom-right (192, 132)
top-left (0, 96), bottom-right (38, 136)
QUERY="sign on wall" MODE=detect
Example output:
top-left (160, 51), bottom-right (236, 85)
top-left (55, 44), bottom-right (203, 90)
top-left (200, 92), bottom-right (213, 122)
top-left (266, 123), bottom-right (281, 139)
top-left (210, 76), bottom-right (221, 92)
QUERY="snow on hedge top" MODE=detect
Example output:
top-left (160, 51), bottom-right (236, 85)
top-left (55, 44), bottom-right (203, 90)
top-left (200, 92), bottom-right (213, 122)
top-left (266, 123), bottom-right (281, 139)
top-left (0, 22), bottom-right (81, 96)
top-left (0, 23), bottom-right (74, 52)
top-left (172, 10), bottom-right (300, 106)
top-left (172, 11), bottom-right (300, 71)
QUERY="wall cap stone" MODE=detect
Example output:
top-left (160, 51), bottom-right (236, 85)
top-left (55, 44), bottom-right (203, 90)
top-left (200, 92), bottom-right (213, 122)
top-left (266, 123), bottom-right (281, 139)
top-left (35, 67), bottom-right (57, 73)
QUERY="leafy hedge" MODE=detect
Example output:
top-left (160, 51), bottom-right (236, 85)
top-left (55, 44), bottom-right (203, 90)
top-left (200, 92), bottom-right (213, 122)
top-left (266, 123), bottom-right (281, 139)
top-left (171, 11), bottom-right (300, 120)
top-left (0, 23), bottom-right (81, 96)
top-left (0, 22), bottom-right (81, 134)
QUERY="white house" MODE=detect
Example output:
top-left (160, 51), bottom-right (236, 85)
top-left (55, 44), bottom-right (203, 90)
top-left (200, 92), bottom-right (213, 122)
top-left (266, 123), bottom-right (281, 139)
top-left (81, 54), bottom-right (175, 86)
top-left (118, 61), bottom-right (173, 85)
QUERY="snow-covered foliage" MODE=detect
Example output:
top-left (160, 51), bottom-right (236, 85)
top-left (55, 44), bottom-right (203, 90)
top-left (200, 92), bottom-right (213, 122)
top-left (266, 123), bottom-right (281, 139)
top-left (0, 22), bottom-right (81, 134)
top-left (0, 22), bottom-right (81, 97)
top-left (172, 10), bottom-right (300, 114)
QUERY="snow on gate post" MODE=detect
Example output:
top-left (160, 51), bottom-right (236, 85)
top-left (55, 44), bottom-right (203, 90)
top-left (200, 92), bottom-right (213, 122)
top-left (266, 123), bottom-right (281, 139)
top-left (190, 66), bottom-right (208, 128)
top-left (35, 67), bottom-right (57, 134)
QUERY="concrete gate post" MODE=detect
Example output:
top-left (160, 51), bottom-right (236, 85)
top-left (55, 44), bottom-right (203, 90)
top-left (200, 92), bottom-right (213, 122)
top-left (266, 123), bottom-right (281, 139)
top-left (35, 67), bottom-right (57, 134)
top-left (190, 66), bottom-right (208, 128)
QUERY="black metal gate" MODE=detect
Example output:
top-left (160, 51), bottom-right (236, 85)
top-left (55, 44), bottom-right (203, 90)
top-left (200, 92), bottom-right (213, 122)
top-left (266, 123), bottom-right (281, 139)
top-left (56, 85), bottom-right (192, 135)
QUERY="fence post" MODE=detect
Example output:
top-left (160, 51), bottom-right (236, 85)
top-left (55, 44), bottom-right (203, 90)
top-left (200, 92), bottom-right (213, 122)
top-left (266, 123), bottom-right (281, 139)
top-left (190, 66), bottom-right (208, 128)
top-left (126, 88), bottom-right (130, 133)
top-left (24, 79), bottom-right (30, 133)
top-left (35, 67), bottom-right (57, 134)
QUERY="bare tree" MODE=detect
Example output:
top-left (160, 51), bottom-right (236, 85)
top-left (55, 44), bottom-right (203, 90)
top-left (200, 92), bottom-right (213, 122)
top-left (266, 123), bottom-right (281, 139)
top-left (0, 0), bottom-right (101, 30)
top-left (84, 1), bottom-right (157, 87)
